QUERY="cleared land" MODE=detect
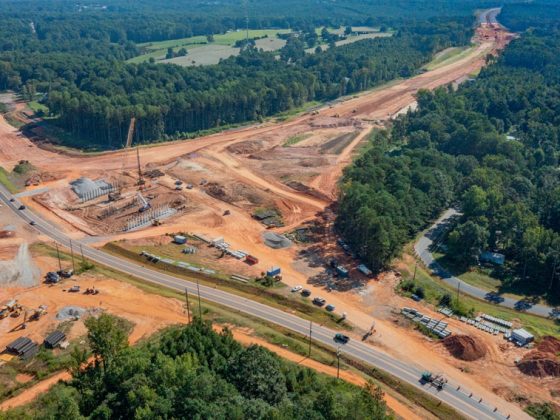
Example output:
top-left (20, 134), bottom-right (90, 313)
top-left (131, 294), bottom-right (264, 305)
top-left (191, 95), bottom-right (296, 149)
top-left (0, 22), bottom-right (542, 417)
top-left (129, 29), bottom-right (291, 65)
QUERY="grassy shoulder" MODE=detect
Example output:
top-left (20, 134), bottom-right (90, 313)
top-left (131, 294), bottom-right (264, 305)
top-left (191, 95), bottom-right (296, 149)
top-left (398, 246), bottom-right (560, 339)
top-left (65, 241), bottom-right (350, 331)
top-left (0, 166), bottom-right (18, 193)
top-left (423, 45), bottom-right (474, 71)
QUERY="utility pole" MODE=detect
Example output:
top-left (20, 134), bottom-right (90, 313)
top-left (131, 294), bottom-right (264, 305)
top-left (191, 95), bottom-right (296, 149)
top-left (55, 242), bottom-right (62, 271)
top-left (336, 347), bottom-right (341, 379)
top-left (308, 320), bottom-right (312, 357)
top-left (196, 278), bottom-right (202, 319)
top-left (549, 252), bottom-right (559, 291)
top-left (456, 281), bottom-right (461, 302)
top-left (412, 261), bottom-right (418, 282)
top-left (80, 244), bottom-right (84, 263)
top-left (69, 239), bottom-right (76, 272)
top-left (184, 288), bottom-right (191, 324)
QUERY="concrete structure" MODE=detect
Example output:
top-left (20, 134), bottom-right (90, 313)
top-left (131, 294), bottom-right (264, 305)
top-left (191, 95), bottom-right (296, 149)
top-left (511, 328), bottom-right (534, 347)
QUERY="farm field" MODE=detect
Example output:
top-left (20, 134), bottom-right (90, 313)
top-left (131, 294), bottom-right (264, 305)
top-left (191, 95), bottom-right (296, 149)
top-left (129, 29), bottom-right (292, 64)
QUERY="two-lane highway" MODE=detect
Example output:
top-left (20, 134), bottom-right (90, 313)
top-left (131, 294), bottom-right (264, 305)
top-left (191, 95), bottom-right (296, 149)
top-left (0, 184), bottom-right (526, 419)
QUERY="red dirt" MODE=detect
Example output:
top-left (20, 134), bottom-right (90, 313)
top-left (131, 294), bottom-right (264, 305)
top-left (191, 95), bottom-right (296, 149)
top-left (517, 336), bottom-right (560, 378)
top-left (535, 336), bottom-right (560, 354)
top-left (442, 335), bottom-right (487, 361)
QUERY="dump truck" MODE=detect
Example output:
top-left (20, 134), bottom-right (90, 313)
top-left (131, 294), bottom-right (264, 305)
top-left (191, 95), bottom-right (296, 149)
top-left (421, 371), bottom-right (447, 390)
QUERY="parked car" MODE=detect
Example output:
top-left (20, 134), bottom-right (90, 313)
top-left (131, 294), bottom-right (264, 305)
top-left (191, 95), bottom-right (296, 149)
top-left (291, 285), bottom-right (303, 293)
top-left (411, 294), bottom-right (422, 302)
top-left (334, 333), bottom-right (350, 344)
top-left (326, 304), bottom-right (335, 312)
top-left (301, 289), bottom-right (311, 297)
top-left (312, 297), bottom-right (326, 306)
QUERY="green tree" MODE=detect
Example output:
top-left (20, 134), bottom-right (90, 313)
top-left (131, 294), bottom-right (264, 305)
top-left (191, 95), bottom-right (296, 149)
top-left (85, 313), bottom-right (128, 373)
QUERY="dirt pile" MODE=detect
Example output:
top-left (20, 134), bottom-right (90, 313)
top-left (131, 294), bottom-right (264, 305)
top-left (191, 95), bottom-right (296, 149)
top-left (517, 336), bottom-right (560, 378)
top-left (227, 140), bottom-right (263, 155)
top-left (536, 336), bottom-right (560, 354)
top-left (442, 335), bottom-right (487, 361)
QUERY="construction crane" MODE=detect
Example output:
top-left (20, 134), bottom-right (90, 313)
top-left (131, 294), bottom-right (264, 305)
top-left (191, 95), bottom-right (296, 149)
top-left (136, 146), bottom-right (145, 188)
top-left (137, 192), bottom-right (151, 212)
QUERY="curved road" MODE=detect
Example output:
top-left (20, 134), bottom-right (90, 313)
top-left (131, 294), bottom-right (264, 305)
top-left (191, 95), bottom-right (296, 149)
top-left (0, 185), bottom-right (527, 419)
top-left (415, 209), bottom-right (555, 318)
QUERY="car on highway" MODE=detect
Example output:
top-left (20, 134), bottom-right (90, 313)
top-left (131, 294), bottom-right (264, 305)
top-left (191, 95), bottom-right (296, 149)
top-left (29, 220), bottom-right (36, 226)
top-left (326, 304), bottom-right (335, 312)
top-left (484, 292), bottom-right (504, 303)
top-left (334, 333), bottom-right (349, 344)
top-left (291, 285), bottom-right (302, 293)
top-left (301, 289), bottom-right (311, 297)
top-left (18, 205), bottom-right (26, 210)
top-left (514, 300), bottom-right (533, 311)
top-left (312, 297), bottom-right (326, 306)
top-left (9, 198), bottom-right (15, 202)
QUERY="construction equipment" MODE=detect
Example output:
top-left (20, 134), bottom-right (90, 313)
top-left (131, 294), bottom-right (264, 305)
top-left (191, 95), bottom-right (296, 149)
top-left (137, 192), bottom-right (151, 212)
top-left (85, 287), bottom-right (99, 295)
top-left (152, 219), bottom-right (162, 226)
top-left (136, 146), bottom-right (145, 187)
top-left (28, 305), bottom-right (47, 321)
top-left (421, 371), bottom-right (447, 390)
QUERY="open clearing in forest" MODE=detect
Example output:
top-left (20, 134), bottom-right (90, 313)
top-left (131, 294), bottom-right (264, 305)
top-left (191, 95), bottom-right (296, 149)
top-left (129, 29), bottom-right (291, 64)
top-left (0, 22), bottom-right (539, 417)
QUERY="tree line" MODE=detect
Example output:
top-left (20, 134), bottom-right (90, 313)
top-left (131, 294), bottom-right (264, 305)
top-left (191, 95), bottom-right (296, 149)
top-left (0, 18), bottom-right (472, 149)
top-left (3, 315), bottom-right (389, 419)
top-left (337, 28), bottom-right (560, 300)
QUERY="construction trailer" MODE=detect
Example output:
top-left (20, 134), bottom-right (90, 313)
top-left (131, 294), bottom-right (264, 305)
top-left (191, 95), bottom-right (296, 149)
top-left (6, 337), bottom-right (39, 360)
top-left (44, 331), bottom-right (66, 349)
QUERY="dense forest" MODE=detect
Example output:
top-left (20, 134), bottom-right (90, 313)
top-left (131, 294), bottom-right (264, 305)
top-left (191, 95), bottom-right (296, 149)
top-left (2, 315), bottom-right (389, 419)
top-left (500, 0), bottom-right (560, 32)
top-left (337, 28), bottom-right (560, 300)
top-left (0, 6), bottom-right (473, 149)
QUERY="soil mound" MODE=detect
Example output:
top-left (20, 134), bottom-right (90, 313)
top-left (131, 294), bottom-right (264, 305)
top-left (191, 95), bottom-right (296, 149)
top-left (517, 336), bottom-right (560, 378)
top-left (536, 336), bottom-right (560, 354)
top-left (228, 140), bottom-right (263, 155)
top-left (442, 335), bottom-right (487, 361)
top-left (517, 355), bottom-right (560, 378)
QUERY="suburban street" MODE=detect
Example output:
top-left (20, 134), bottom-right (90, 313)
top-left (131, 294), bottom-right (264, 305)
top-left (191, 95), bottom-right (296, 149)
top-left (415, 208), bottom-right (555, 318)
top-left (0, 184), bottom-right (529, 420)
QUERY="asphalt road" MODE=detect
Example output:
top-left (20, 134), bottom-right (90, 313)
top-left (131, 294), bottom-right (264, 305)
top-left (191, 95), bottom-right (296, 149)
top-left (0, 185), bottom-right (523, 419)
top-left (415, 208), bottom-right (555, 318)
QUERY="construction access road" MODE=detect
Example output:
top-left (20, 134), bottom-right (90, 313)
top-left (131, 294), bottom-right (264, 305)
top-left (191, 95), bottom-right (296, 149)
top-left (415, 208), bottom-right (556, 318)
top-left (0, 185), bottom-right (529, 420)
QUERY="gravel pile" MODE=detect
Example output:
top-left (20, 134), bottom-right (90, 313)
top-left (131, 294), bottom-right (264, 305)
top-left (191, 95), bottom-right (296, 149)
top-left (262, 232), bottom-right (292, 249)
top-left (56, 306), bottom-right (86, 320)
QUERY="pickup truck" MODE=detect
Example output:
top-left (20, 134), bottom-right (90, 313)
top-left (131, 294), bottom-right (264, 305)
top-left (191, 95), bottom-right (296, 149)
top-left (312, 297), bottom-right (326, 306)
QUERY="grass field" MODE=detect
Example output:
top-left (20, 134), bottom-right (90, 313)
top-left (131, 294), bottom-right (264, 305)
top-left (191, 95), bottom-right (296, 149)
top-left (399, 246), bottom-right (560, 339)
top-left (129, 29), bottom-right (291, 65)
top-left (283, 133), bottom-right (312, 147)
top-left (423, 45), bottom-right (474, 71)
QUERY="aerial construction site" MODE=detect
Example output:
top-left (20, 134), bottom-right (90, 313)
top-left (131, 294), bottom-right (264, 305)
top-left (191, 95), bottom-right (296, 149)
top-left (0, 18), bottom-right (555, 419)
